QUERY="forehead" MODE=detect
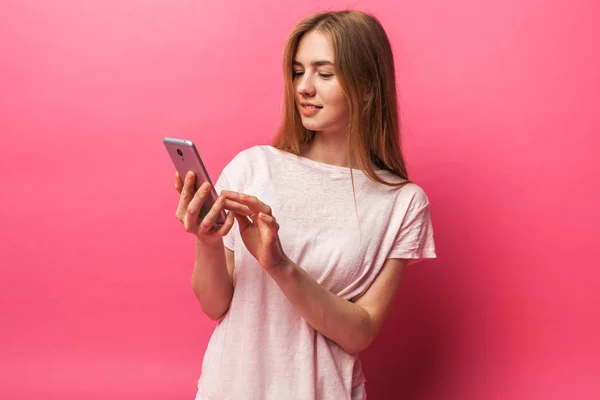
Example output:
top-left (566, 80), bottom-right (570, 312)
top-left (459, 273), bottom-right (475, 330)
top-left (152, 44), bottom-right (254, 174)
top-left (294, 30), bottom-right (334, 63)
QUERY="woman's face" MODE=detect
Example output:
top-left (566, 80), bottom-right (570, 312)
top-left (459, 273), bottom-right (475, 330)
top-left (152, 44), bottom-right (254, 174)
top-left (293, 31), bottom-right (350, 136)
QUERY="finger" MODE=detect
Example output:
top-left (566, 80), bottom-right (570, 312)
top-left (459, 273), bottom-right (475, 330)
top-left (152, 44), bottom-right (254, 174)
top-left (180, 171), bottom-right (196, 202)
top-left (175, 171), bottom-right (197, 223)
top-left (187, 181), bottom-right (212, 214)
top-left (183, 195), bottom-right (203, 233)
top-left (223, 199), bottom-right (252, 216)
top-left (197, 194), bottom-right (226, 234)
top-left (259, 212), bottom-right (279, 232)
top-left (216, 210), bottom-right (236, 236)
top-left (221, 191), bottom-right (272, 215)
top-left (175, 171), bottom-right (183, 193)
top-left (256, 214), bottom-right (278, 246)
top-left (186, 182), bottom-right (213, 229)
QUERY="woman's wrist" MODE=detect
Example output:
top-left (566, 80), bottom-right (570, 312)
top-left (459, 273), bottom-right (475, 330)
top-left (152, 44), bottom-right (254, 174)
top-left (194, 235), bottom-right (224, 254)
top-left (266, 256), bottom-right (296, 282)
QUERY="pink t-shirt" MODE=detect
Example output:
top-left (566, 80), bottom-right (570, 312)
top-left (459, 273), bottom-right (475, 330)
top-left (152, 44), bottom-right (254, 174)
top-left (195, 145), bottom-right (436, 400)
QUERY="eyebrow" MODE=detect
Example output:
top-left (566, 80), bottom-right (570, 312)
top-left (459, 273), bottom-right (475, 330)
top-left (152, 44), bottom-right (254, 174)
top-left (292, 60), bottom-right (334, 67)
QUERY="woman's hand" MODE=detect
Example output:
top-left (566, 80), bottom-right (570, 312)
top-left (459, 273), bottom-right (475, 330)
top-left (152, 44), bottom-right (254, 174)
top-left (221, 190), bottom-right (290, 273)
top-left (174, 171), bottom-right (235, 245)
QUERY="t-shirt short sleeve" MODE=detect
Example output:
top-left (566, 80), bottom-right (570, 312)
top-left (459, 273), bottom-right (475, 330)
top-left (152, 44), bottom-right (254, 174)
top-left (387, 190), bottom-right (436, 264)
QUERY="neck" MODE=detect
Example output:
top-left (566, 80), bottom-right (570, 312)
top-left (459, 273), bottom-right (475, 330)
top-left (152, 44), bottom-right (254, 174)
top-left (301, 131), bottom-right (353, 168)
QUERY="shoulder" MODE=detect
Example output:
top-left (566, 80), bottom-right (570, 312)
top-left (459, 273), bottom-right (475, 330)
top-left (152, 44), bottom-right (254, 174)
top-left (221, 145), bottom-right (268, 172)
top-left (219, 145), bottom-right (278, 183)
top-left (398, 182), bottom-right (430, 206)
top-left (373, 170), bottom-right (429, 202)
top-left (382, 179), bottom-right (431, 214)
top-left (226, 145), bottom-right (274, 166)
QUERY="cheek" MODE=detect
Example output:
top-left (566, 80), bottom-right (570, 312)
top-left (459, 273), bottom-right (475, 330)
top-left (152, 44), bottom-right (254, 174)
top-left (322, 84), bottom-right (348, 113)
top-left (330, 91), bottom-right (349, 116)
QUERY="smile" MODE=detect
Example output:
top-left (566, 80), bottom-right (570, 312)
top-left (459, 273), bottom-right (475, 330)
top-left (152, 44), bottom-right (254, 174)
top-left (300, 105), bottom-right (322, 116)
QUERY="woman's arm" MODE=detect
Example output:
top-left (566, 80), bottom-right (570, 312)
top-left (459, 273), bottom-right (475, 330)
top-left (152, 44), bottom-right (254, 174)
top-left (268, 257), bottom-right (407, 354)
top-left (174, 171), bottom-right (236, 321)
top-left (220, 190), bottom-right (408, 353)
top-left (191, 239), bottom-right (235, 321)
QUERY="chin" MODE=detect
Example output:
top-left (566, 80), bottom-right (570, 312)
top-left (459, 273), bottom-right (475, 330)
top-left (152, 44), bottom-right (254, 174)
top-left (300, 119), bottom-right (324, 131)
top-left (302, 120), bottom-right (342, 134)
top-left (301, 123), bottom-right (323, 131)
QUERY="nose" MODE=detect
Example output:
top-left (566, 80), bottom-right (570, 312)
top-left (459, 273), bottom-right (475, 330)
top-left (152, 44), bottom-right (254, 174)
top-left (296, 73), bottom-right (316, 97)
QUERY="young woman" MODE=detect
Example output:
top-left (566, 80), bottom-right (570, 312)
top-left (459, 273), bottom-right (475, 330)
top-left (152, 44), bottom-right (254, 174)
top-left (174, 10), bottom-right (436, 400)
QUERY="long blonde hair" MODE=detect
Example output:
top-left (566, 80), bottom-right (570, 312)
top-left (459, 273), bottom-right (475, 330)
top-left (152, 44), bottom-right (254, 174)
top-left (274, 10), bottom-right (410, 188)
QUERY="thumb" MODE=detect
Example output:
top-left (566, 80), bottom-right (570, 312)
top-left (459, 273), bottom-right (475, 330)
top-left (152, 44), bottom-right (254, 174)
top-left (258, 212), bottom-right (279, 235)
top-left (256, 214), bottom-right (271, 238)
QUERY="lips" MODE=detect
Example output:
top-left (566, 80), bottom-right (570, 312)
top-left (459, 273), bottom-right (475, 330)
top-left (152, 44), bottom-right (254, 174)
top-left (300, 102), bottom-right (323, 109)
top-left (300, 104), bottom-right (321, 117)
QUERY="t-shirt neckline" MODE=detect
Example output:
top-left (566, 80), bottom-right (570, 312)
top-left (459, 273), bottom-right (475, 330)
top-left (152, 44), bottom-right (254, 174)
top-left (264, 145), bottom-right (389, 175)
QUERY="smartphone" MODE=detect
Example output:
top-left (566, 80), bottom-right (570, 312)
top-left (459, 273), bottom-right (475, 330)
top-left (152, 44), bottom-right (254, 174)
top-left (163, 137), bottom-right (226, 225)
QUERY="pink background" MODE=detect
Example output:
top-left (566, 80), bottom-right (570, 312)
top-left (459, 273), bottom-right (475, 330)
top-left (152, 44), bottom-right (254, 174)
top-left (1, 0), bottom-right (598, 399)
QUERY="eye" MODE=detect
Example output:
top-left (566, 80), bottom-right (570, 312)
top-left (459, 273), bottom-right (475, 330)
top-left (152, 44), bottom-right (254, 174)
top-left (318, 73), bottom-right (334, 79)
top-left (293, 71), bottom-right (304, 78)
